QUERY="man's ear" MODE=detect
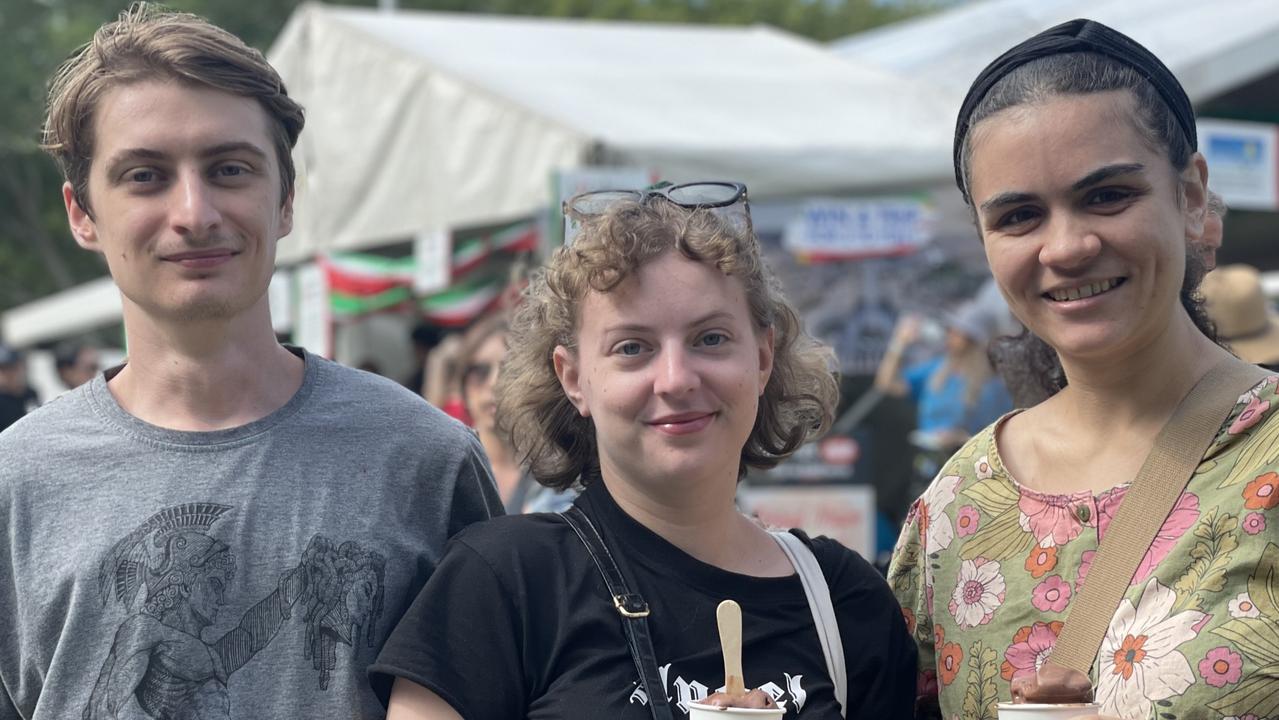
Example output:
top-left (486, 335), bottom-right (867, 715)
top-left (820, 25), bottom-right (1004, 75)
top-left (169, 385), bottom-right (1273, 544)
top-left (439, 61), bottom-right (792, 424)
top-left (552, 345), bottom-right (589, 417)
top-left (63, 182), bottom-right (101, 253)
top-left (1181, 152), bottom-right (1209, 246)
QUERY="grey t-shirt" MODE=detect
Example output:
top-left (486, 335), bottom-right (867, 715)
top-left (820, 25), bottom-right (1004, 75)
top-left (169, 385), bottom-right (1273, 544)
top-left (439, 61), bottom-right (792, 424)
top-left (0, 349), bottom-right (503, 720)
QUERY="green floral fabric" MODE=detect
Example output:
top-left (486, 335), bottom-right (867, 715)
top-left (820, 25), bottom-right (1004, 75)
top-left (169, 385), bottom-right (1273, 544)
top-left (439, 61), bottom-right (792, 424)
top-left (888, 375), bottom-right (1279, 720)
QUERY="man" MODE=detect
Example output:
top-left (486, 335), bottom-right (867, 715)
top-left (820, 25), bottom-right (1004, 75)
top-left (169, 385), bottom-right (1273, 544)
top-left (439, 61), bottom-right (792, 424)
top-left (0, 5), bottom-right (502, 719)
top-left (54, 341), bottom-right (101, 391)
top-left (0, 345), bottom-right (36, 432)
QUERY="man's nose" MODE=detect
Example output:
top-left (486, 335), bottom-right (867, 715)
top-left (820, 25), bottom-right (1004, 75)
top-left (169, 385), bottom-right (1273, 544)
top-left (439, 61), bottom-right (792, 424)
top-left (170, 170), bottom-right (222, 238)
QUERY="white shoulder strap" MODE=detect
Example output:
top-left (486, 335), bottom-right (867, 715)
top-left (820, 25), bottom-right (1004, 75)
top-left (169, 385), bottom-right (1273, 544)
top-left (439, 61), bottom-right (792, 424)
top-left (771, 530), bottom-right (846, 718)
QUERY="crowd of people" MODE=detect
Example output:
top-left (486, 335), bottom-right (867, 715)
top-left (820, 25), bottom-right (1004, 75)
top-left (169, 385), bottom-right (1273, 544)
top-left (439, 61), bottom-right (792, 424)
top-left (3, 4), bottom-right (1279, 720)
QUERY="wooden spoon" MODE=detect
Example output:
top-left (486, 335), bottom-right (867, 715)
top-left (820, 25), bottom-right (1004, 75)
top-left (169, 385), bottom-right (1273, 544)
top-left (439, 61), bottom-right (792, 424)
top-left (717, 599), bottom-right (746, 699)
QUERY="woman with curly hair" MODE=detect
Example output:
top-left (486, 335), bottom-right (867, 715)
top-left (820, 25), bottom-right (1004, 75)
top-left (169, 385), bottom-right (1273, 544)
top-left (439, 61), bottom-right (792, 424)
top-left (373, 185), bottom-right (916, 719)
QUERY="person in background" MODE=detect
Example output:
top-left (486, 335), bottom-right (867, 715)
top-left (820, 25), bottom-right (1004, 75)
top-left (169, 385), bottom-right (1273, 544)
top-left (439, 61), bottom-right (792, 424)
top-left (54, 341), bottom-right (101, 391)
top-left (374, 187), bottom-right (915, 719)
top-left (0, 345), bottom-right (38, 432)
top-left (405, 322), bottom-right (441, 395)
top-left (875, 302), bottom-right (1013, 452)
top-left (1201, 263), bottom-right (1279, 371)
top-left (890, 18), bottom-right (1278, 720)
top-left (458, 313), bottom-right (575, 513)
top-left (0, 6), bottom-right (501, 718)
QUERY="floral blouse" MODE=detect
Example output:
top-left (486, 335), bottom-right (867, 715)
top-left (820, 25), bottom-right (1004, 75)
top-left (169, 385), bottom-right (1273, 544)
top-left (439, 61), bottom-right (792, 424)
top-left (888, 375), bottom-right (1279, 720)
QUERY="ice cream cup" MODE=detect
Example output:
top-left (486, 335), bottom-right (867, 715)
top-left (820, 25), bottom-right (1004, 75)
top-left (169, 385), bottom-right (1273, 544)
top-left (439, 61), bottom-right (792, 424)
top-left (996, 702), bottom-right (1102, 719)
top-left (687, 702), bottom-right (786, 719)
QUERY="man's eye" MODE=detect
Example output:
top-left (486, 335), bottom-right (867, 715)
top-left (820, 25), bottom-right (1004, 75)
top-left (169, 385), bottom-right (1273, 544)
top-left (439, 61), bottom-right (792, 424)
top-left (126, 169), bottom-right (159, 184)
top-left (617, 342), bottom-right (643, 356)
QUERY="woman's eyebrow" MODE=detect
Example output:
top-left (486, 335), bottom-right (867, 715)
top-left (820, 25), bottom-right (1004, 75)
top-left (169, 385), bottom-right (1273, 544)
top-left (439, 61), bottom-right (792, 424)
top-left (1071, 163), bottom-right (1145, 191)
top-left (979, 191), bottom-right (1036, 214)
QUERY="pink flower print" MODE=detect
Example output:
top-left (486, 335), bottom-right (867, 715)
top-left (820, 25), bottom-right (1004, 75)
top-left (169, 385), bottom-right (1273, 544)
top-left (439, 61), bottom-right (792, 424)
top-left (948, 558), bottom-right (1006, 629)
top-left (1032, 575), bottom-right (1073, 613)
top-left (1229, 394), bottom-right (1271, 435)
top-left (974, 455), bottom-right (994, 480)
top-left (1229, 592), bottom-right (1261, 619)
top-left (1001, 621), bottom-right (1063, 682)
top-left (1198, 647), bottom-right (1243, 688)
top-left (1096, 490), bottom-right (1199, 585)
top-left (1076, 550), bottom-right (1095, 594)
top-left (1018, 491), bottom-right (1092, 547)
top-left (956, 506), bottom-right (981, 537)
top-left (1244, 512), bottom-right (1267, 535)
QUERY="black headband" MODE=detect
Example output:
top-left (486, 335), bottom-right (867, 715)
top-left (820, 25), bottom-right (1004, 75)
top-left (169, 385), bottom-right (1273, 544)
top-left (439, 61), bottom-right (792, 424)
top-left (953, 18), bottom-right (1197, 201)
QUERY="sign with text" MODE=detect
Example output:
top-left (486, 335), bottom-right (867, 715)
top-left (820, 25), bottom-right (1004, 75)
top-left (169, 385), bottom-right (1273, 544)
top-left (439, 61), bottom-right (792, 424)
top-left (784, 197), bottom-right (934, 262)
top-left (1199, 118), bottom-right (1278, 211)
top-left (737, 485), bottom-right (875, 559)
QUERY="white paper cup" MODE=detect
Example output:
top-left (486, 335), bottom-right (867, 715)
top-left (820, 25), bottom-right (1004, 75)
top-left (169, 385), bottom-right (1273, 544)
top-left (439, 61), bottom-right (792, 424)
top-left (687, 702), bottom-right (786, 719)
top-left (996, 702), bottom-right (1102, 719)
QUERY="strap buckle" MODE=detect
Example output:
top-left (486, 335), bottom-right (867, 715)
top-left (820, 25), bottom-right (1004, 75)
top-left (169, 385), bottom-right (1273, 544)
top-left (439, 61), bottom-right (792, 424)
top-left (614, 593), bottom-right (650, 618)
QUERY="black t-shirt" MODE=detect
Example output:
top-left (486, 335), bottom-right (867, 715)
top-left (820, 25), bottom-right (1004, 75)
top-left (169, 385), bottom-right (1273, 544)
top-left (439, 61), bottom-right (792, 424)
top-left (371, 481), bottom-right (916, 719)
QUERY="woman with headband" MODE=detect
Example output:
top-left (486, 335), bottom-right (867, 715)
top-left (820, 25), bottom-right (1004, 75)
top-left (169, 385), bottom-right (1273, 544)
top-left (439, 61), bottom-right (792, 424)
top-left (374, 186), bottom-right (916, 719)
top-left (889, 19), bottom-right (1279, 720)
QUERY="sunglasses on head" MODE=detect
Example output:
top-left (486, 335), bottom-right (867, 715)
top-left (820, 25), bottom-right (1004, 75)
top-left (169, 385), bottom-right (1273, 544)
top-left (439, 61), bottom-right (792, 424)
top-left (562, 181), bottom-right (751, 245)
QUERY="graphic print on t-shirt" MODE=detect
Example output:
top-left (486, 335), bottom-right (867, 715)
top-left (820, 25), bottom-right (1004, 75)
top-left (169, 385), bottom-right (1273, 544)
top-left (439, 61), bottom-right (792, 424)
top-left (83, 502), bottom-right (387, 719)
top-left (628, 663), bottom-right (809, 716)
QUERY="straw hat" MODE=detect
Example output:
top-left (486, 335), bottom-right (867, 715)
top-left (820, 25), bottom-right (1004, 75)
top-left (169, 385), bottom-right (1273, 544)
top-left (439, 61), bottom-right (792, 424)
top-left (1201, 264), bottom-right (1279, 365)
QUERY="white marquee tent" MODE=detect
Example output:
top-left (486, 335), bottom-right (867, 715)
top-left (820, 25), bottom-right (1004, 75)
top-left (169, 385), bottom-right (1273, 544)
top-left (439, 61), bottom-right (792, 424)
top-left (266, 3), bottom-right (958, 264)
top-left (832, 0), bottom-right (1279, 104)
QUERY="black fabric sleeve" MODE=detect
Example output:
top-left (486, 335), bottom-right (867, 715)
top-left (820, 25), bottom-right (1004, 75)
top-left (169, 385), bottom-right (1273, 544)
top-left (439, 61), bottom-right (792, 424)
top-left (370, 536), bottom-right (526, 719)
top-left (805, 533), bottom-right (918, 720)
top-left (447, 432), bottom-right (506, 539)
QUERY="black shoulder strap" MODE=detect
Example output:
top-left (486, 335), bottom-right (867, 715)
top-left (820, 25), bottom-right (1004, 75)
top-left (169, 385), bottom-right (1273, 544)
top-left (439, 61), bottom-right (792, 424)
top-left (560, 506), bottom-right (674, 720)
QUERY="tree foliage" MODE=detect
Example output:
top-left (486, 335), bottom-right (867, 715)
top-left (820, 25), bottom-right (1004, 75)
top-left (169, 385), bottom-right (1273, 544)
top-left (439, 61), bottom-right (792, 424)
top-left (0, 0), bottom-right (948, 316)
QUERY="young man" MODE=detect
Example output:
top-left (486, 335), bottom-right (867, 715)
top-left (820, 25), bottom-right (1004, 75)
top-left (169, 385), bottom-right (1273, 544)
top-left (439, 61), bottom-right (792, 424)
top-left (0, 5), bottom-right (503, 719)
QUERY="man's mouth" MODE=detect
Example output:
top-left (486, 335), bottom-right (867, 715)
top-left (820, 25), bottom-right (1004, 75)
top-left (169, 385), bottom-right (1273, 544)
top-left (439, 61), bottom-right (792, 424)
top-left (1043, 277), bottom-right (1125, 302)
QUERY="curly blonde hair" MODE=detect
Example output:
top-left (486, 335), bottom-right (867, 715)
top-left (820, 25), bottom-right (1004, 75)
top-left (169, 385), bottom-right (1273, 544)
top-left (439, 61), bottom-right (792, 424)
top-left (495, 199), bottom-right (838, 491)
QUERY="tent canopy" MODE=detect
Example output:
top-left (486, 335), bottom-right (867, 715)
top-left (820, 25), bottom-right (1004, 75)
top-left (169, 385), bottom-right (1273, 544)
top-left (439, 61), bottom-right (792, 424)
top-left (832, 0), bottom-right (1279, 104)
top-left (268, 4), bottom-right (956, 263)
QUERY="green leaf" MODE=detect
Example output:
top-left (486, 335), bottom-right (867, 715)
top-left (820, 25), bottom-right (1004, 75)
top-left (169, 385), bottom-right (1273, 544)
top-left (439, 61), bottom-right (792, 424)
top-left (959, 506), bottom-right (1035, 562)
top-left (1248, 543), bottom-right (1279, 620)
top-left (1219, 417), bottom-right (1279, 487)
top-left (1211, 618), bottom-right (1279, 666)
top-left (1207, 662), bottom-right (1279, 717)
top-left (964, 477), bottom-right (1020, 515)
top-left (961, 641), bottom-right (1000, 720)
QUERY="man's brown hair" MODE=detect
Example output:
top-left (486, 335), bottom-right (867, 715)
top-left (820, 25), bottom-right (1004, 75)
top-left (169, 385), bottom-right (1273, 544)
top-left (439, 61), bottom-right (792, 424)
top-left (42, 2), bottom-right (304, 217)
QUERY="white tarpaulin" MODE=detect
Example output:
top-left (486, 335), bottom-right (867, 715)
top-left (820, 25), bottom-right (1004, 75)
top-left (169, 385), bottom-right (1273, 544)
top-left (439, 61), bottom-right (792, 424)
top-left (832, 0), bottom-right (1279, 104)
top-left (267, 4), bottom-right (957, 263)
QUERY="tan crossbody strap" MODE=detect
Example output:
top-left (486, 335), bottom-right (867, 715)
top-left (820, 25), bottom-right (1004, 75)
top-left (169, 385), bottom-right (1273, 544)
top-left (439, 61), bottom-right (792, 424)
top-left (1049, 359), bottom-right (1270, 674)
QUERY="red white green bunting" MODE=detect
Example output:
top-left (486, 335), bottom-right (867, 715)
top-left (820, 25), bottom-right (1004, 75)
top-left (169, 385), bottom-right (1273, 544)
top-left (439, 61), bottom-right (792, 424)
top-left (320, 218), bottom-right (538, 323)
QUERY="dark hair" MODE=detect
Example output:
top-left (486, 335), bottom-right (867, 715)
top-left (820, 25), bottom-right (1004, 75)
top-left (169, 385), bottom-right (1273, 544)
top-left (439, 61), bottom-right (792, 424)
top-left (959, 52), bottom-right (1219, 397)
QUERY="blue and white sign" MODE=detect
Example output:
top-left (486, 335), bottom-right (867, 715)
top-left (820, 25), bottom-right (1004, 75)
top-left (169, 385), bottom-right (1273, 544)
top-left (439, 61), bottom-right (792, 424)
top-left (1199, 118), bottom-right (1278, 211)
top-left (783, 197), bottom-right (934, 262)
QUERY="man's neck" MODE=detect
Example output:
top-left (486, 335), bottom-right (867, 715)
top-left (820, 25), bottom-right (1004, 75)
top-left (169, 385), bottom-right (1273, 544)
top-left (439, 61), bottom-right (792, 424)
top-left (108, 299), bottom-right (305, 431)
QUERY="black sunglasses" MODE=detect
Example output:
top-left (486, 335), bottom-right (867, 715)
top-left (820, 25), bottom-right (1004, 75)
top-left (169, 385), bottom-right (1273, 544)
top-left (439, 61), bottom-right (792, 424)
top-left (562, 181), bottom-right (751, 244)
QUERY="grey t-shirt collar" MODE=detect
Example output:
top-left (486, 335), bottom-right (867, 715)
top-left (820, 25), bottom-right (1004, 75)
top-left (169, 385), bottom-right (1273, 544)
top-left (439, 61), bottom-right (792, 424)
top-left (83, 345), bottom-right (320, 449)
